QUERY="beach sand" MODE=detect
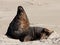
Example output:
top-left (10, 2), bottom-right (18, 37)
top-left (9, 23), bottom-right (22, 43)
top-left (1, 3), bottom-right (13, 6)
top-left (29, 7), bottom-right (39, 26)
top-left (0, 0), bottom-right (60, 45)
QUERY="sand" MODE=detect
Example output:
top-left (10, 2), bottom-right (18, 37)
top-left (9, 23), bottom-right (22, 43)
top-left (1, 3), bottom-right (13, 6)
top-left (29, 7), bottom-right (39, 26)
top-left (0, 0), bottom-right (60, 45)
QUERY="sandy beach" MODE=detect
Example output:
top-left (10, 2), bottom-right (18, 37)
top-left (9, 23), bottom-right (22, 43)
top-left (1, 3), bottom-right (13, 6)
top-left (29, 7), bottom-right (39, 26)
top-left (0, 0), bottom-right (60, 45)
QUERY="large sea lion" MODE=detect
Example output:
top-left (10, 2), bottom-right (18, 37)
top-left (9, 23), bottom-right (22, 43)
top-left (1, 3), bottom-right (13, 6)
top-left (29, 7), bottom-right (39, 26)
top-left (5, 6), bottom-right (53, 42)
top-left (5, 6), bottom-right (30, 41)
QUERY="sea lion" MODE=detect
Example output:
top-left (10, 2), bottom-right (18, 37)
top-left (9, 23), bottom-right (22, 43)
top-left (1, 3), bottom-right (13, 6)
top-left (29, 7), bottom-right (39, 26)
top-left (5, 6), bottom-right (29, 41)
top-left (5, 6), bottom-right (53, 42)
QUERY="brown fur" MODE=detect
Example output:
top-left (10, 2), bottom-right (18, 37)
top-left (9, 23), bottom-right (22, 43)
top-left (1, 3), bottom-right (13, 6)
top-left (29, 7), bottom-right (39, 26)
top-left (5, 6), bottom-right (53, 42)
top-left (23, 27), bottom-right (53, 42)
top-left (5, 6), bottom-right (29, 41)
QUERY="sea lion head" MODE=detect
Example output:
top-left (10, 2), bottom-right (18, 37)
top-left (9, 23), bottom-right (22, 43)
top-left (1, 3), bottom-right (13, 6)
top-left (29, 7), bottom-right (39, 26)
top-left (17, 6), bottom-right (24, 14)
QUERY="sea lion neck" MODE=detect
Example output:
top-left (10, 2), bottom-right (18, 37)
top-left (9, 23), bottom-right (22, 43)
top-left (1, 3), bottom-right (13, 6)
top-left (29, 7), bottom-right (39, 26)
top-left (15, 6), bottom-right (30, 29)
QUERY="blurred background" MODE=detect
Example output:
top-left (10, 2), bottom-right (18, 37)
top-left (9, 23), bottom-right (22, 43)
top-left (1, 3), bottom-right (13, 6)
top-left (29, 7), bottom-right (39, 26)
top-left (0, 0), bottom-right (60, 35)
